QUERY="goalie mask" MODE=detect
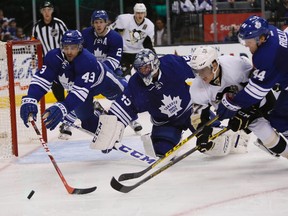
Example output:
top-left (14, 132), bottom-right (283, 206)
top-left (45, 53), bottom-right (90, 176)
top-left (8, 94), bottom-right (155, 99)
top-left (190, 46), bottom-right (219, 80)
top-left (133, 49), bottom-right (160, 86)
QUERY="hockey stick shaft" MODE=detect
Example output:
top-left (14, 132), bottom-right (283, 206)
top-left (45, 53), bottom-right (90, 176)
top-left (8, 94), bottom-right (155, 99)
top-left (29, 119), bottom-right (97, 194)
top-left (111, 126), bottom-right (229, 193)
top-left (70, 123), bottom-right (156, 165)
top-left (117, 116), bottom-right (219, 182)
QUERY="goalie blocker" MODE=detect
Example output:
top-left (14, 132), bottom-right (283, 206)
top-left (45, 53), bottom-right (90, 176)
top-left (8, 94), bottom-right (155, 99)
top-left (90, 115), bottom-right (125, 153)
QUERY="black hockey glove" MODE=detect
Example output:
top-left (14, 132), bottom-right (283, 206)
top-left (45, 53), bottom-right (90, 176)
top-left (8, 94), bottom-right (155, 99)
top-left (228, 108), bottom-right (261, 132)
top-left (196, 126), bottom-right (214, 153)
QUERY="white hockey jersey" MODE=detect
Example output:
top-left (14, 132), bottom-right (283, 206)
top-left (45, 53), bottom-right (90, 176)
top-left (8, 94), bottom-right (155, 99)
top-left (110, 14), bottom-right (154, 54)
top-left (189, 55), bottom-right (253, 110)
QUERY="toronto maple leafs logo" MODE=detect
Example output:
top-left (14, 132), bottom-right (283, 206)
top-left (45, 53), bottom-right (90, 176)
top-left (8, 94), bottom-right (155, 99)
top-left (58, 73), bottom-right (74, 90)
top-left (94, 48), bottom-right (106, 62)
top-left (159, 95), bottom-right (182, 117)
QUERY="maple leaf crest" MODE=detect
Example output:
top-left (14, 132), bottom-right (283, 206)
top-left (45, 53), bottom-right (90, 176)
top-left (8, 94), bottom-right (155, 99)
top-left (94, 48), bottom-right (106, 62)
top-left (58, 73), bottom-right (74, 90)
top-left (159, 95), bottom-right (182, 117)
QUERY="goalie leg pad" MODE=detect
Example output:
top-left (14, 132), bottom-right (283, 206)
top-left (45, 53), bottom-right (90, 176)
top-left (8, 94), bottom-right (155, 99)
top-left (204, 128), bottom-right (233, 157)
top-left (90, 115), bottom-right (124, 151)
top-left (229, 130), bottom-right (249, 154)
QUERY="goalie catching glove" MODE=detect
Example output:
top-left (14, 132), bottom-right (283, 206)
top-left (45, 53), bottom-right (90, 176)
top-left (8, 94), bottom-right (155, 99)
top-left (90, 115), bottom-right (125, 154)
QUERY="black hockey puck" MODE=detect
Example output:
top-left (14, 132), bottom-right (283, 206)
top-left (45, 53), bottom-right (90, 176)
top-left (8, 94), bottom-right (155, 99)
top-left (27, 190), bottom-right (35, 199)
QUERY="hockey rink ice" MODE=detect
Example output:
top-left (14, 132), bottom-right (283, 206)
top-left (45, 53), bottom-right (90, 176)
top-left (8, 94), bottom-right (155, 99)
top-left (0, 99), bottom-right (288, 216)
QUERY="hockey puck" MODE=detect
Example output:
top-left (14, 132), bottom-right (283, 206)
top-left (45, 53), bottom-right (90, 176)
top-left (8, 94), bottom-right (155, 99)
top-left (27, 190), bottom-right (35, 199)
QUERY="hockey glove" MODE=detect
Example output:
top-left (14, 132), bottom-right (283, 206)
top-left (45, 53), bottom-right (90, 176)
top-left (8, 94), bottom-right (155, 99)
top-left (196, 126), bottom-right (214, 153)
top-left (228, 108), bottom-right (261, 132)
top-left (217, 93), bottom-right (241, 120)
top-left (20, 96), bottom-right (38, 127)
top-left (42, 102), bottom-right (68, 130)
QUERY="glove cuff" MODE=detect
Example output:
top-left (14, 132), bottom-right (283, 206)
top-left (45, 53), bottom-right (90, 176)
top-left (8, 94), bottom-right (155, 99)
top-left (221, 94), bottom-right (241, 111)
top-left (54, 102), bottom-right (68, 117)
top-left (21, 96), bottom-right (37, 105)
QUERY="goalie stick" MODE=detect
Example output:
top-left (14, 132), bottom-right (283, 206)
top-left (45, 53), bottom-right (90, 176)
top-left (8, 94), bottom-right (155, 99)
top-left (117, 116), bottom-right (219, 182)
top-left (70, 123), bottom-right (156, 165)
top-left (110, 125), bottom-right (229, 193)
top-left (29, 119), bottom-right (97, 194)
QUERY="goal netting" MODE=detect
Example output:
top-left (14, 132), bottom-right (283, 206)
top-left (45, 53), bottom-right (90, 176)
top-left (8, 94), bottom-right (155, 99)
top-left (0, 40), bottom-right (47, 159)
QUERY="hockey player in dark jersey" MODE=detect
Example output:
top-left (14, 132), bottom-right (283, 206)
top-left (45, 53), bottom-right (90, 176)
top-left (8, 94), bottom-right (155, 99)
top-left (82, 10), bottom-right (142, 133)
top-left (217, 15), bottom-right (288, 159)
top-left (91, 48), bottom-right (196, 156)
top-left (20, 30), bottom-right (124, 135)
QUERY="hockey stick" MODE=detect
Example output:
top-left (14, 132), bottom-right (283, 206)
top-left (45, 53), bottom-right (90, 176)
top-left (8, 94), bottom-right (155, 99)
top-left (110, 125), bottom-right (229, 193)
top-left (29, 118), bottom-right (97, 194)
top-left (70, 123), bottom-right (156, 165)
top-left (116, 116), bottom-right (219, 182)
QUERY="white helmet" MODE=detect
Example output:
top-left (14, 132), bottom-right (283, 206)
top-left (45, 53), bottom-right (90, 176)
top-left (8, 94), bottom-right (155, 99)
top-left (190, 46), bottom-right (219, 72)
top-left (134, 3), bottom-right (147, 13)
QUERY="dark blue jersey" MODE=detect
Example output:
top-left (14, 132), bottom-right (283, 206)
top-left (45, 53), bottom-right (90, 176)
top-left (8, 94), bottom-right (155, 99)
top-left (82, 27), bottom-right (123, 71)
top-left (234, 25), bottom-right (288, 108)
top-left (28, 48), bottom-right (124, 113)
top-left (109, 54), bottom-right (194, 128)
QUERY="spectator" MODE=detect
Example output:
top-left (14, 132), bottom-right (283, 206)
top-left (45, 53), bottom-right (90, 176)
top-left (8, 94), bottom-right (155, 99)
top-left (198, 0), bottom-right (213, 11)
top-left (13, 27), bottom-right (30, 41)
top-left (224, 24), bottom-right (239, 42)
top-left (8, 18), bottom-right (17, 38)
top-left (1, 18), bottom-right (10, 41)
top-left (276, 0), bottom-right (288, 26)
top-left (154, 17), bottom-right (168, 46)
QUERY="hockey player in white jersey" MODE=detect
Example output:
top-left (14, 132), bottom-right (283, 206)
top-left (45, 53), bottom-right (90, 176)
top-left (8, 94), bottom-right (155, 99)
top-left (110, 3), bottom-right (155, 77)
top-left (190, 46), bottom-right (277, 157)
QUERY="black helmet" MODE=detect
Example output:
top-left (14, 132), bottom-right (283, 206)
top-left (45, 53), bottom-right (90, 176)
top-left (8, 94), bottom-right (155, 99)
top-left (40, 1), bottom-right (54, 9)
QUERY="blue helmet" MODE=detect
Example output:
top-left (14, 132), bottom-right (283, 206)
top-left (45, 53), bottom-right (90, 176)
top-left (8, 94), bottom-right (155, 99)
top-left (238, 15), bottom-right (269, 40)
top-left (133, 49), bottom-right (160, 86)
top-left (61, 30), bottom-right (83, 50)
top-left (91, 10), bottom-right (109, 23)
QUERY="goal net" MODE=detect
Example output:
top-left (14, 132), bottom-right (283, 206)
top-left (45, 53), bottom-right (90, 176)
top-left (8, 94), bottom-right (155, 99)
top-left (0, 40), bottom-right (47, 159)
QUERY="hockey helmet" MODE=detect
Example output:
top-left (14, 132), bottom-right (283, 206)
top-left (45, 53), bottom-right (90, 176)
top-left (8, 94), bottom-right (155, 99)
top-left (133, 49), bottom-right (160, 86)
top-left (91, 10), bottom-right (109, 24)
top-left (238, 15), bottom-right (269, 41)
top-left (61, 30), bottom-right (83, 50)
top-left (134, 3), bottom-right (147, 13)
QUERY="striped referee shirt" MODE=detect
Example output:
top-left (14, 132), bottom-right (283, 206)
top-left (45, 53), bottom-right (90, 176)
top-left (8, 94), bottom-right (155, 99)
top-left (32, 17), bottom-right (68, 56)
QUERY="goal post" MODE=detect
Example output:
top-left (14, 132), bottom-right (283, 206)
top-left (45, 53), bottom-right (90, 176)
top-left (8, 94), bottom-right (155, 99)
top-left (0, 40), bottom-right (47, 158)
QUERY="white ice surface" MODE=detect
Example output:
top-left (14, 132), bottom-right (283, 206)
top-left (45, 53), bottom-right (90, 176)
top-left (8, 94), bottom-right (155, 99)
top-left (0, 99), bottom-right (288, 216)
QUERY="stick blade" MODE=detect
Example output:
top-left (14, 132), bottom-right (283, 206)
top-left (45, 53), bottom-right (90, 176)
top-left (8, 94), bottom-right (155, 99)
top-left (71, 186), bottom-right (97, 194)
top-left (110, 177), bottom-right (136, 193)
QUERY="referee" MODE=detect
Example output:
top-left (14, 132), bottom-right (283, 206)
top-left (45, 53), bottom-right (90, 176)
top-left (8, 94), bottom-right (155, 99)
top-left (32, 1), bottom-right (71, 139)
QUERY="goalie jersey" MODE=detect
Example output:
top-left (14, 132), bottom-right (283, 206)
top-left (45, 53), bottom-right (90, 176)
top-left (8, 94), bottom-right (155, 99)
top-left (110, 14), bottom-right (154, 54)
top-left (81, 27), bottom-right (123, 71)
top-left (27, 48), bottom-right (124, 113)
top-left (109, 54), bottom-right (195, 127)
